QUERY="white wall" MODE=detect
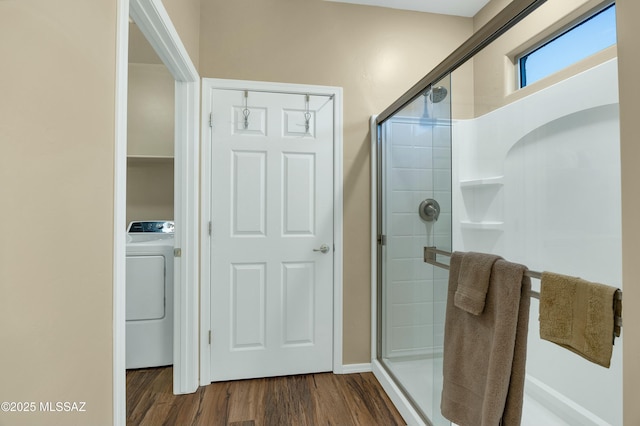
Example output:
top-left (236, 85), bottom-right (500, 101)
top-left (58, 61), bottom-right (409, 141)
top-left (452, 59), bottom-right (622, 425)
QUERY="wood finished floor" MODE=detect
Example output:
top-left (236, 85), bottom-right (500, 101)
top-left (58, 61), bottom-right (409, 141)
top-left (127, 367), bottom-right (406, 426)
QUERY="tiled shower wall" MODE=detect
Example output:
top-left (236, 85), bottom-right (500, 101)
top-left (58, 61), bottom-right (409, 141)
top-left (384, 117), bottom-right (451, 359)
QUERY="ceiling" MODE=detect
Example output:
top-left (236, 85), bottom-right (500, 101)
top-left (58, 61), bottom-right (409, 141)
top-left (324, 0), bottom-right (491, 17)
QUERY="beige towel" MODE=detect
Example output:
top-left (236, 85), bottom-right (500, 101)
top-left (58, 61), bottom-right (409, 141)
top-left (539, 272), bottom-right (621, 368)
top-left (441, 252), bottom-right (531, 426)
top-left (614, 289), bottom-right (623, 338)
top-left (455, 252), bottom-right (502, 315)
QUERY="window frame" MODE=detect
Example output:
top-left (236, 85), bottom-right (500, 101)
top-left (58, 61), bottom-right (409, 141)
top-left (516, 1), bottom-right (616, 89)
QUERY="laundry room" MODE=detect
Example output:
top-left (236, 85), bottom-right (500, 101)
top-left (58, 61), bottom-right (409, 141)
top-left (126, 22), bottom-right (174, 226)
top-left (125, 21), bottom-right (175, 371)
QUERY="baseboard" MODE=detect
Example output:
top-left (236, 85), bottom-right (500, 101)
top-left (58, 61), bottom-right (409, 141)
top-left (340, 363), bottom-right (373, 374)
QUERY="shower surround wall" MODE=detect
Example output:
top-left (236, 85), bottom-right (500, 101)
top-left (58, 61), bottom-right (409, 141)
top-left (383, 116), bottom-right (451, 359)
top-left (452, 59), bottom-right (622, 425)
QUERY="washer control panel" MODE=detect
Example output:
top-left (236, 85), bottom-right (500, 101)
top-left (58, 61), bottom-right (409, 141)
top-left (127, 221), bottom-right (175, 234)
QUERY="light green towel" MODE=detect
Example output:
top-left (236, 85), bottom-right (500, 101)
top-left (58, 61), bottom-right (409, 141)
top-left (539, 272), bottom-right (620, 368)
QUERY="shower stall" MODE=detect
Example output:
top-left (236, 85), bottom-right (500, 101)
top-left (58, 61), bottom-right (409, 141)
top-left (372, 1), bottom-right (622, 425)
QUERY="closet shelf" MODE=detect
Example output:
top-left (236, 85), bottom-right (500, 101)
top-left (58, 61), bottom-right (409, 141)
top-left (459, 176), bottom-right (504, 188)
top-left (460, 221), bottom-right (504, 230)
top-left (127, 155), bottom-right (174, 160)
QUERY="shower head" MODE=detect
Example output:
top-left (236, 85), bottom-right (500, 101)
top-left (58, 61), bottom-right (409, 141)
top-left (428, 86), bottom-right (448, 103)
top-left (421, 85), bottom-right (448, 119)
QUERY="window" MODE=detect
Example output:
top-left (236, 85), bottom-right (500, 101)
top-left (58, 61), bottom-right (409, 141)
top-left (518, 3), bottom-right (616, 88)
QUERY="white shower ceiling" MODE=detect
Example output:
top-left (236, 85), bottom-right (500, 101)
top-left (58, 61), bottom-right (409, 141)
top-left (324, 0), bottom-right (491, 17)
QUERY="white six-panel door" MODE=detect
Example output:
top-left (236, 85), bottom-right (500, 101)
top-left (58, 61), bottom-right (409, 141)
top-left (209, 88), bottom-right (335, 381)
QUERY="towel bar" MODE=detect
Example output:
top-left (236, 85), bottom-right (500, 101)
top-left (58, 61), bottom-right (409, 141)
top-left (423, 246), bottom-right (543, 280)
top-left (423, 246), bottom-right (623, 328)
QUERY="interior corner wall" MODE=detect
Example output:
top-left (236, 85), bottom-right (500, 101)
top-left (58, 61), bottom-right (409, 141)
top-left (198, 0), bottom-right (473, 364)
top-left (616, 0), bottom-right (640, 424)
top-left (0, 2), bottom-right (117, 425)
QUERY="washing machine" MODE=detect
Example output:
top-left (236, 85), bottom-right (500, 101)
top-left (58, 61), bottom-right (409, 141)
top-left (126, 220), bottom-right (174, 369)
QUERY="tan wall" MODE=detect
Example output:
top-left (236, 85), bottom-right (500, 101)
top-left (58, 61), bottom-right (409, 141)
top-left (127, 64), bottom-right (175, 157)
top-left (126, 63), bottom-right (175, 225)
top-left (0, 1), bottom-right (116, 425)
top-left (129, 23), bottom-right (163, 65)
top-left (2, 0), bottom-right (634, 422)
top-left (162, 0), bottom-right (201, 70)
top-left (617, 1), bottom-right (640, 423)
top-left (0, 1), bottom-right (198, 424)
top-left (126, 159), bottom-right (175, 225)
top-left (199, 0), bottom-right (473, 364)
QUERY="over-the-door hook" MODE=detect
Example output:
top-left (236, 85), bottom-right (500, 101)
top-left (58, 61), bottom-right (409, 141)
top-left (304, 94), bottom-right (311, 134)
top-left (242, 90), bottom-right (250, 129)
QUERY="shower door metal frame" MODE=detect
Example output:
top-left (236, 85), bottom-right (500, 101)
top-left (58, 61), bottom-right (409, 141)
top-left (375, 125), bottom-right (384, 362)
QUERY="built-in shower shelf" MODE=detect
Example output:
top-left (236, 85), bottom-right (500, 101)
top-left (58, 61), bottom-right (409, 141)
top-left (460, 221), bottom-right (504, 230)
top-left (459, 176), bottom-right (504, 188)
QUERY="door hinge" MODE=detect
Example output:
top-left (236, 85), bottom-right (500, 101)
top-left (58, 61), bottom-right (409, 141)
top-left (208, 330), bottom-right (212, 345)
top-left (208, 221), bottom-right (212, 236)
top-left (377, 234), bottom-right (386, 246)
top-left (173, 248), bottom-right (182, 257)
top-left (209, 112), bottom-right (213, 128)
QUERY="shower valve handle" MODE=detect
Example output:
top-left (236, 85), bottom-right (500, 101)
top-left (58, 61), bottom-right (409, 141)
top-left (419, 199), bottom-right (441, 222)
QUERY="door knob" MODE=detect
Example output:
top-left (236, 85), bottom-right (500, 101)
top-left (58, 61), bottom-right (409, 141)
top-left (313, 244), bottom-right (330, 254)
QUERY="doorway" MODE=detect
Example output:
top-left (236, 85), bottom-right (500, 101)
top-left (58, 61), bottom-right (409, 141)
top-left (126, 13), bottom-right (175, 369)
top-left (115, 0), bottom-right (200, 423)
top-left (200, 79), bottom-right (344, 384)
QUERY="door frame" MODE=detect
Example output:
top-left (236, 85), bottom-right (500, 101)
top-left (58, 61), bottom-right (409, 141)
top-left (199, 79), bottom-right (344, 384)
top-left (115, 0), bottom-right (200, 423)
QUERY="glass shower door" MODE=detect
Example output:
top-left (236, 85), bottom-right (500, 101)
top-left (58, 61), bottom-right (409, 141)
top-left (377, 74), bottom-right (452, 425)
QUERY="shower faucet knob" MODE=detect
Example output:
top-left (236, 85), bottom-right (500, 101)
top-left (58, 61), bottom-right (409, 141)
top-left (419, 199), bottom-right (441, 222)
